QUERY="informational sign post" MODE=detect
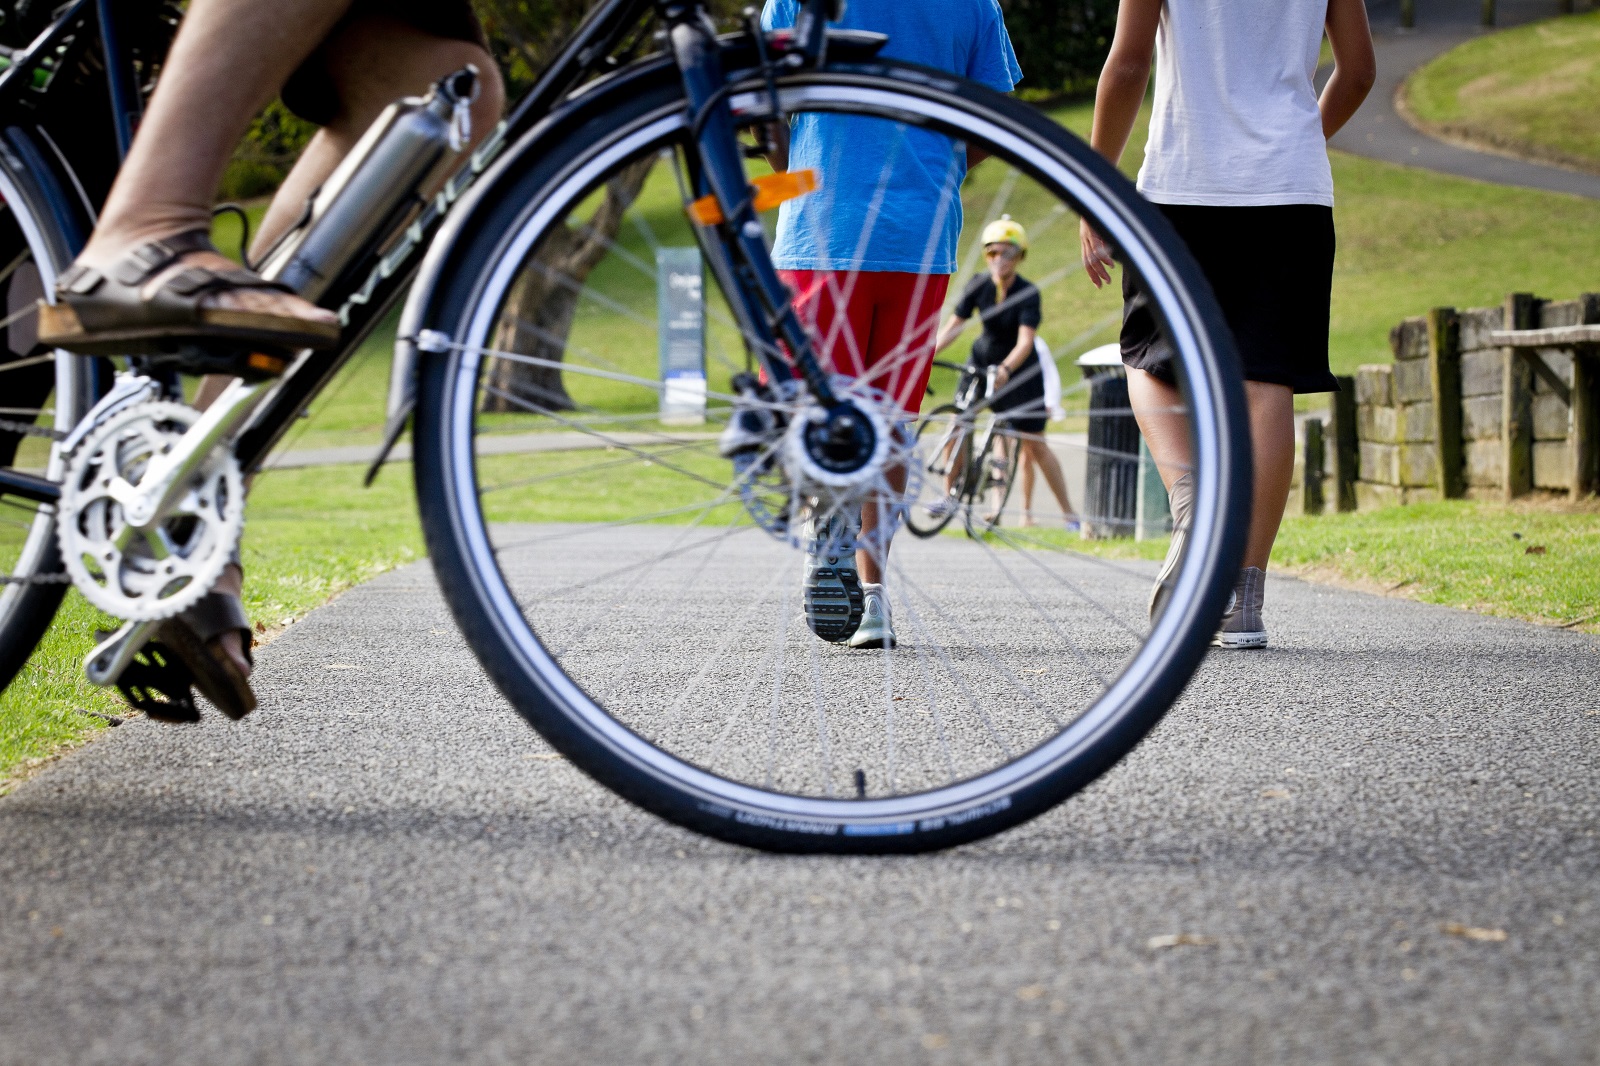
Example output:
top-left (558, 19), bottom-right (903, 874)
top-left (656, 247), bottom-right (706, 425)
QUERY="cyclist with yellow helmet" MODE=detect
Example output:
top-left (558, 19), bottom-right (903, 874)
top-left (932, 216), bottom-right (1078, 527)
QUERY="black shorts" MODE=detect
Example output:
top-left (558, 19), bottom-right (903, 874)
top-left (1121, 204), bottom-right (1338, 394)
top-left (282, 0), bottom-right (486, 126)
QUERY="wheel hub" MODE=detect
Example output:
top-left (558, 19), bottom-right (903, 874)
top-left (803, 402), bottom-right (877, 475)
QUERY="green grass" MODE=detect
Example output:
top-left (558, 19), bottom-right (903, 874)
top-left (1404, 10), bottom-right (1600, 173)
top-left (218, 97), bottom-right (1600, 459)
top-left (1040, 498), bottom-right (1600, 631)
top-left (1271, 499), bottom-right (1600, 630)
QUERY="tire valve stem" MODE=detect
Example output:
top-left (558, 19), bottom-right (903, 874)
top-left (854, 768), bottom-right (867, 799)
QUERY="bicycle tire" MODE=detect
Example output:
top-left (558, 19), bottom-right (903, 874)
top-left (0, 159), bottom-right (95, 694)
top-left (411, 57), bottom-right (1251, 852)
top-left (964, 423), bottom-right (1020, 538)
top-left (904, 403), bottom-right (967, 539)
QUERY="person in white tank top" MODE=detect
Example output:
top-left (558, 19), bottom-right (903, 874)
top-left (1080, 0), bottom-right (1373, 648)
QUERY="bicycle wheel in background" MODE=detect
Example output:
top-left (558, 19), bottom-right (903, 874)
top-left (411, 58), bottom-right (1251, 851)
top-left (904, 404), bottom-right (967, 538)
top-left (0, 166), bottom-right (95, 693)
top-left (964, 422), bottom-right (1020, 538)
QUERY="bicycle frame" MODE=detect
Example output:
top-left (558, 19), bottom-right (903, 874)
top-left (0, 0), bottom-right (849, 510)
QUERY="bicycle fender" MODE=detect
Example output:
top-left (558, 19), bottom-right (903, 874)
top-left (374, 30), bottom-right (890, 482)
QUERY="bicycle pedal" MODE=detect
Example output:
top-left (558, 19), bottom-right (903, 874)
top-left (136, 344), bottom-right (294, 383)
top-left (96, 631), bottom-right (200, 724)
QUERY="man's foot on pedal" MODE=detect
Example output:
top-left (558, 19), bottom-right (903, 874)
top-left (154, 565), bottom-right (257, 719)
top-left (38, 229), bottom-right (340, 358)
top-left (803, 507), bottom-right (864, 643)
top-left (1212, 566), bottom-right (1267, 649)
top-left (847, 583), bottom-right (895, 649)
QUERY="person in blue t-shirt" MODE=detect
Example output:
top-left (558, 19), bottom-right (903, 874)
top-left (762, 0), bottom-right (1022, 650)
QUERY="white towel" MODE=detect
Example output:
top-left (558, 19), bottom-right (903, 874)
top-left (1035, 338), bottom-right (1065, 421)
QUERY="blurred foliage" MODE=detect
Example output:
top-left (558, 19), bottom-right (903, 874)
top-left (219, 100), bottom-right (318, 201)
top-left (998, 0), bottom-right (1116, 101)
top-left (475, 0), bottom-right (745, 98)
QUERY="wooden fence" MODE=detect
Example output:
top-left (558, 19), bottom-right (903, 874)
top-left (1299, 292), bottom-right (1600, 513)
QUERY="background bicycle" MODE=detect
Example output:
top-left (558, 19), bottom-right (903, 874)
top-left (907, 361), bottom-right (1019, 539)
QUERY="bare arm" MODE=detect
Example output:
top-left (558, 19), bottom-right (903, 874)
top-left (933, 312), bottom-right (969, 354)
top-left (1320, 0), bottom-right (1376, 139)
top-left (1079, 0), bottom-right (1161, 288)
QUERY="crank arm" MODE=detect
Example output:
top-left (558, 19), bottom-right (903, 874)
top-left (113, 378), bottom-right (265, 540)
top-left (84, 619), bottom-right (159, 688)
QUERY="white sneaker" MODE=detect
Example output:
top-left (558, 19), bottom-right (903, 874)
top-left (847, 582), bottom-right (896, 649)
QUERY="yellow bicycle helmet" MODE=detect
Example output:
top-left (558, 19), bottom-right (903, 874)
top-left (981, 214), bottom-right (1028, 252)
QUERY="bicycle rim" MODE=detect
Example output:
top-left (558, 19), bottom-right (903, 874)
top-left (0, 167), bottom-right (90, 692)
top-left (414, 64), bottom-right (1250, 851)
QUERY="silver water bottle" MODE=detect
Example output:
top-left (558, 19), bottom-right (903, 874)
top-left (257, 66), bottom-right (479, 301)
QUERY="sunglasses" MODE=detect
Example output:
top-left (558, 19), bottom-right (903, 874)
top-left (985, 244), bottom-right (1022, 261)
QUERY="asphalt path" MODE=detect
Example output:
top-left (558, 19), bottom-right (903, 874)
top-left (3, 522), bottom-right (1599, 1064)
top-left (1323, 0), bottom-right (1600, 200)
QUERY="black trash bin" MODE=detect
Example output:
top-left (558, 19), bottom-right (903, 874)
top-left (1076, 345), bottom-right (1140, 538)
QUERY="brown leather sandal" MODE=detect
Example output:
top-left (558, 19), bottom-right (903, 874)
top-left (156, 589), bottom-right (257, 720)
top-left (37, 229), bottom-right (340, 356)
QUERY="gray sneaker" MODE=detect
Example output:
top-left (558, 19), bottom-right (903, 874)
top-left (1149, 472), bottom-right (1194, 622)
top-left (847, 582), bottom-right (895, 649)
top-left (802, 505), bottom-right (863, 643)
top-left (1212, 567), bottom-right (1267, 649)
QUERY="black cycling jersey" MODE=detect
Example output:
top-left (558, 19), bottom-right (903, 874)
top-left (953, 272), bottom-right (1041, 368)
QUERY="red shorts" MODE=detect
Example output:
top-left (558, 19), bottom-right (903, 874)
top-left (779, 270), bottom-right (951, 416)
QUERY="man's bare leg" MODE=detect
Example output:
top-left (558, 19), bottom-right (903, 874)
top-left (194, 19), bottom-right (504, 411)
top-left (1128, 369), bottom-right (1295, 570)
top-left (75, 0), bottom-right (353, 332)
top-left (253, 17), bottom-right (504, 256)
top-left (857, 463), bottom-right (907, 586)
top-left (191, 19), bottom-right (505, 673)
top-left (1019, 446), bottom-right (1037, 520)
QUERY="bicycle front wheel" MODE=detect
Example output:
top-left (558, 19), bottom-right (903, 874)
top-left (412, 58), bottom-right (1250, 852)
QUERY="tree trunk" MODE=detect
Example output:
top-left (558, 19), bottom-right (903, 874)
top-left (482, 156), bottom-right (657, 414)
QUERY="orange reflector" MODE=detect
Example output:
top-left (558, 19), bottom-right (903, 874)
top-left (248, 352), bottom-right (287, 374)
top-left (687, 169), bottom-right (819, 226)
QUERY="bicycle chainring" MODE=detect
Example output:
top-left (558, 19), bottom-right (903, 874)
top-left (57, 401), bottom-right (244, 623)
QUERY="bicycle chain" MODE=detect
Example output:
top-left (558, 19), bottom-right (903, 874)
top-left (0, 415), bottom-right (65, 442)
top-left (1, 571), bottom-right (72, 586)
